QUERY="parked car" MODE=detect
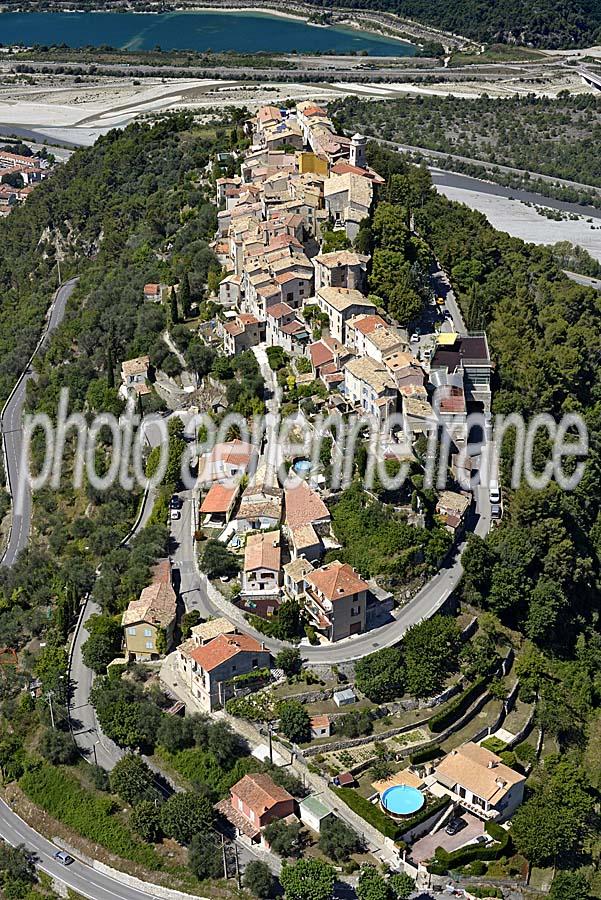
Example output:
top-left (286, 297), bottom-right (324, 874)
top-left (489, 480), bottom-right (500, 504)
top-left (491, 504), bottom-right (502, 520)
top-left (170, 509), bottom-right (181, 521)
top-left (169, 495), bottom-right (182, 509)
top-left (53, 851), bottom-right (74, 866)
top-left (410, 333), bottom-right (420, 343)
top-left (445, 817), bottom-right (467, 836)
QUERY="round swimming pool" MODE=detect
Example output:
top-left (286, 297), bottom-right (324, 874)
top-left (381, 785), bottom-right (425, 817)
top-left (293, 459), bottom-right (312, 476)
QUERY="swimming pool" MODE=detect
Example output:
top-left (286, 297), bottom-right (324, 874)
top-left (293, 459), bottom-right (312, 476)
top-left (381, 784), bottom-right (425, 817)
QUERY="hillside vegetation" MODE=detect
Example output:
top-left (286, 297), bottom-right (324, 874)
top-left (305, 0), bottom-right (601, 48)
top-left (332, 94), bottom-right (601, 193)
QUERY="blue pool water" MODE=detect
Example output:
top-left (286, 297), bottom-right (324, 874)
top-left (381, 785), bottom-right (425, 816)
top-left (293, 459), bottom-right (312, 475)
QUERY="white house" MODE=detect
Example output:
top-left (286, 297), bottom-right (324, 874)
top-left (316, 287), bottom-right (375, 345)
top-left (242, 531), bottom-right (281, 595)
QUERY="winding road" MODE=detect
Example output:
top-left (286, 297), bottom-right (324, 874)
top-left (1, 276), bottom-right (78, 568)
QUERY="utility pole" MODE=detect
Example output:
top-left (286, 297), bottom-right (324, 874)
top-left (221, 835), bottom-right (228, 880)
top-left (268, 721), bottom-right (273, 764)
top-left (45, 691), bottom-right (55, 729)
top-left (234, 841), bottom-right (241, 889)
top-left (57, 256), bottom-right (61, 287)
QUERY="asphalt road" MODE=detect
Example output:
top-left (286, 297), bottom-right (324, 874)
top-left (563, 269), bottom-right (601, 290)
top-left (1, 276), bottom-right (78, 568)
top-left (0, 799), bottom-right (158, 900)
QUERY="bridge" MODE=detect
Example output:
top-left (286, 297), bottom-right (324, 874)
top-left (580, 68), bottom-right (601, 91)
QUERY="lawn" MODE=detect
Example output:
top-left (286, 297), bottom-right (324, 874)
top-left (441, 698), bottom-right (504, 752)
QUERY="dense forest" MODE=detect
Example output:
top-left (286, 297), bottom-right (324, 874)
top-left (302, 0), bottom-right (601, 48)
top-left (366, 143), bottom-right (601, 892)
top-left (332, 93), bottom-right (601, 193)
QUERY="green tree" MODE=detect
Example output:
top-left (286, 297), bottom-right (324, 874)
top-left (188, 829), bottom-right (224, 880)
top-left (357, 865), bottom-right (389, 900)
top-left (278, 700), bottom-right (310, 744)
top-left (244, 860), bottom-right (274, 898)
top-left (179, 273), bottom-right (192, 319)
top-left (200, 539), bottom-right (240, 578)
top-left (130, 800), bottom-right (163, 842)
top-left (402, 616), bottom-right (461, 698)
top-left (38, 728), bottom-right (77, 765)
top-left (160, 792), bottom-right (214, 845)
top-left (170, 287), bottom-right (179, 325)
top-left (388, 873), bottom-right (415, 900)
top-left (109, 754), bottom-right (157, 807)
top-left (275, 647), bottom-right (302, 677)
top-left (512, 760), bottom-right (595, 866)
top-left (280, 858), bottom-right (335, 900)
top-left (318, 815), bottom-right (361, 862)
top-left (263, 820), bottom-right (303, 858)
top-left (355, 647), bottom-right (405, 702)
top-left (81, 615), bottom-right (122, 674)
top-left (549, 871), bottom-right (590, 900)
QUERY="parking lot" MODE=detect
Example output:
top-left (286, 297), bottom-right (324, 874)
top-left (410, 812), bottom-right (485, 864)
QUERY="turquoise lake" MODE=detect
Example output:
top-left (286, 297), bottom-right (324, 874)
top-left (0, 11), bottom-right (416, 56)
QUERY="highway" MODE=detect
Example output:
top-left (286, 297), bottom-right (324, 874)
top-left (1, 276), bottom-right (78, 568)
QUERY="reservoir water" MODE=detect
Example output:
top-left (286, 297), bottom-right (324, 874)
top-left (0, 10), bottom-right (416, 56)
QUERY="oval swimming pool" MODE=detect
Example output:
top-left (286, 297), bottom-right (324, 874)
top-left (381, 784), bottom-right (425, 817)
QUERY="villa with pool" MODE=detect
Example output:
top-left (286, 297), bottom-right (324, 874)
top-left (374, 741), bottom-right (526, 827)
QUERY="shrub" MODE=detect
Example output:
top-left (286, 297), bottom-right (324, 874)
top-left (480, 736), bottom-right (507, 754)
top-left (409, 745), bottom-right (442, 765)
top-left (397, 795), bottom-right (450, 836)
top-left (428, 821), bottom-right (511, 874)
top-left (428, 676), bottom-right (487, 733)
top-left (330, 787), bottom-right (402, 840)
top-left (244, 860), bottom-right (274, 898)
top-left (514, 742), bottom-right (538, 766)
top-left (20, 764), bottom-right (158, 867)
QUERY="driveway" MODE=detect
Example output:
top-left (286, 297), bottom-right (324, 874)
top-left (410, 812), bottom-right (485, 864)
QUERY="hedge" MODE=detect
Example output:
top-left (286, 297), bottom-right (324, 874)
top-left (398, 794), bottom-right (450, 836)
top-left (409, 745), bottom-right (443, 765)
top-left (428, 677), bottom-right (488, 733)
top-left (20, 764), bottom-right (160, 868)
top-left (427, 821), bottom-right (511, 874)
top-left (330, 787), bottom-right (402, 840)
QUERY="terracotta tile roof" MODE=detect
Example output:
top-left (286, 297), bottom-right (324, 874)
top-left (189, 632), bottom-right (265, 673)
top-left (290, 523), bottom-right (320, 551)
top-left (310, 715), bottom-right (330, 729)
top-left (200, 483), bottom-right (239, 515)
top-left (152, 559), bottom-right (171, 585)
top-left (435, 742), bottom-right (525, 804)
top-left (306, 560), bottom-right (368, 602)
top-left (309, 341), bottom-right (334, 370)
top-left (285, 480), bottom-right (330, 530)
top-left (268, 234), bottom-right (303, 252)
top-left (281, 320), bottom-right (308, 337)
top-left (337, 771), bottom-right (355, 786)
top-left (348, 314), bottom-right (387, 336)
top-left (313, 250), bottom-right (369, 269)
top-left (317, 286), bottom-right (374, 313)
top-left (344, 356), bottom-right (396, 394)
top-left (267, 302), bottom-right (294, 320)
top-left (122, 580), bottom-right (176, 629)
top-left (215, 798), bottom-right (260, 840)
top-left (231, 773), bottom-right (293, 815)
top-left (143, 283), bottom-right (160, 294)
top-left (244, 530), bottom-right (281, 572)
top-left (190, 617), bottom-right (236, 643)
top-left (283, 557), bottom-right (314, 582)
top-left (121, 355), bottom-right (150, 377)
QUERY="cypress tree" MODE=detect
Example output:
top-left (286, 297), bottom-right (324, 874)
top-left (180, 273), bottom-right (192, 320)
top-left (170, 287), bottom-right (179, 325)
top-left (106, 345), bottom-right (114, 388)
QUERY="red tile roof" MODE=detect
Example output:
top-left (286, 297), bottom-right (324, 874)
top-left (189, 632), bottom-right (264, 673)
top-left (200, 483), bottom-right (238, 514)
top-left (285, 479), bottom-right (330, 529)
top-left (231, 773), bottom-right (293, 815)
top-left (306, 560), bottom-right (368, 602)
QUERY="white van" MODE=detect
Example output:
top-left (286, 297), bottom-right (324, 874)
top-left (489, 480), bottom-right (500, 504)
